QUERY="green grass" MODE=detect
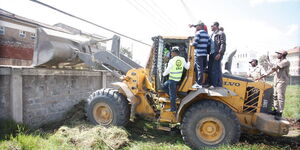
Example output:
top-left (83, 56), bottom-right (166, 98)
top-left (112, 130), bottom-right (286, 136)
top-left (122, 120), bottom-right (298, 150)
top-left (283, 85), bottom-right (300, 119)
top-left (2, 120), bottom-right (295, 150)
top-left (0, 86), bottom-right (299, 150)
top-left (0, 119), bottom-right (28, 141)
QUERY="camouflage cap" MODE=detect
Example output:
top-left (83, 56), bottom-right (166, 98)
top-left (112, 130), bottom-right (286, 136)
top-left (275, 50), bottom-right (288, 56)
top-left (192, 20), bottom-right (204, 27)
top-left (212, 21), bottom-right (219, 27)
top-left (249, 59), bottom-right (258, 64)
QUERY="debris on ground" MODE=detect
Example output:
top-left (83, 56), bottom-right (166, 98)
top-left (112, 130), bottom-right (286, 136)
top-left (288, 118), bottom-right (300, 130)
top-left (49, 100), bottom-right (130, 150)
top-left (239, 119), bottom-right (300, 150)
top-left (53, 125), bottom-right (129, 150)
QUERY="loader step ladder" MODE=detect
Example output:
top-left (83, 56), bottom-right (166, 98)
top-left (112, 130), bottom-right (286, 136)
top-left (158, 97), bottom-right (181, 104)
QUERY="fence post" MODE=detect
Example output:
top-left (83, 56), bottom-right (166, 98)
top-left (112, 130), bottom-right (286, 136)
top-left (10, 67), bottom-right (23, 123)
top-left (102, 72), bottom-right (107, 88)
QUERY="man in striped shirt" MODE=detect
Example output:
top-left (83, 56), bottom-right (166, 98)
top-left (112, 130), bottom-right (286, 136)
top-left (191, 20), bottom-right (210, 88)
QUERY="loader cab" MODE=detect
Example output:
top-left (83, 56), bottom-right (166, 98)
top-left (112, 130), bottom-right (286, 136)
top-left (150, 36), bottom-right (193, 92)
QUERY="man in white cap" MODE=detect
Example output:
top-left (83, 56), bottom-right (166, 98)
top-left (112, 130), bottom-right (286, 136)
top-left (258, 50), bottom-right (290, 120)
top-left (190, 20), bottom-right (210, 88)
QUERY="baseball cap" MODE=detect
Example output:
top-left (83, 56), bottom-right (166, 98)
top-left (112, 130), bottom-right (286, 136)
top-left (192, 20), bottom-right (204, 27)
top-left (249, 59), bottom-right (258, 64)
top-left (275, 50), bottom-right (288, 56)
top-left (212, 21), bottom-right (219, 27)
top-left (171, 48), bottom-right (180, 54)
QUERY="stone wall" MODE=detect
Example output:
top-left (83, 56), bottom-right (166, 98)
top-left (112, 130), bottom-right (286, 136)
top-left (0, 66), bottom-right (117, 127)
top-left (0, 75), bottom-right (10, 120)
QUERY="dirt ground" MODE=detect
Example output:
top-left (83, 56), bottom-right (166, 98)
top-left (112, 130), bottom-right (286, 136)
top-left (48, 100), bottom-right (300, 150)
top-left (238, 119), bottom-right (300, 149)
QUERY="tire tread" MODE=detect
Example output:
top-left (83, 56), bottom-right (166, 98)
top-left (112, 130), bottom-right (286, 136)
top-left (181, 100), bottom-right (241, 149)
top-left (86, 88), bottom-right (130, 126)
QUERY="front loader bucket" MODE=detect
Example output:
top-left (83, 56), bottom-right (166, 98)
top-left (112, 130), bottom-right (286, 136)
top-left (32, 28), bottom-right (89, 67)
top-left (32, 27), bottom-right (140, 78)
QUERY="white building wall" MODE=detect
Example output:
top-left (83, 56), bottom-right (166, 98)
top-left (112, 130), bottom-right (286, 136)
top-left (231, 50), bottom-right (258, 76)
top-left (288, 52), bottom-right (300, 76)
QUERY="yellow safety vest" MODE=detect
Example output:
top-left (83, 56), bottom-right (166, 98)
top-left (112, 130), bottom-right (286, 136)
top-left (169, 56), bottom-right (185, 81)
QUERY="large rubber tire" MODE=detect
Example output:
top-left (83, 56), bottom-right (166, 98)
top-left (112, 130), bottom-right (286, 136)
top-left (86, 88), bottom-right (130, 126)
top-left (181, 100), bottom-right (241, 149)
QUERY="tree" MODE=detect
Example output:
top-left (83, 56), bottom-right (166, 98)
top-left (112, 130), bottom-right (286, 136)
top-left (120, 47), bottom-right (133, 59)
top-left (259, 54), bottom-right (271, 72)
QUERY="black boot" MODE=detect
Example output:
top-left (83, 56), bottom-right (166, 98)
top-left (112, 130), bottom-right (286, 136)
top-left (269, 109), bottom-right (277, 115)
top-left (275, 112), bottom-right (282, 120)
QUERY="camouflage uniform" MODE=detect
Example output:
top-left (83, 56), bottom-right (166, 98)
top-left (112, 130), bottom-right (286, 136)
top-left (248, 66), bottom-right (265, 82)
top-left (273, 58), bottom-right (290, 113)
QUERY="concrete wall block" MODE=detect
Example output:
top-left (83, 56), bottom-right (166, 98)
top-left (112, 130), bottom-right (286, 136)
top-left (27, 103), bottom-right (43, 110)
top-left (0, 76), bottom-right (10, 103)
top-left (106, 75), bottom-right (120, 89)
top-left (1, 67), bottom-right (114, 127)
top-left (34, 108), bottom-right (48, 116)
top-left (10, 68), bottom-right (23, 123)
top-left (92, 76), bottom-right (102, 90)
top-left (25, 116), bottom-right (43, 126)
top-left (48, 102), bottom-right (68, 112)
top-left (23, 76), bottom-right (46, 98)
top-left (0, 75), bottom-right (11, 87)
top-left (23, 84), bottom-right (106, 125)
top-left (45, 112), bottom-right (65, 123)
top-left (0, 75), bottom-right (10, 119)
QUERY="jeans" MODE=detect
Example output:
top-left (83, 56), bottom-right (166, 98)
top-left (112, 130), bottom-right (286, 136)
top-left (208, 53), bottom-right (223, 87)
top-left (162, 80), bottom-right (178, 111)
top-left (195, 56), bottom-right (207, 85)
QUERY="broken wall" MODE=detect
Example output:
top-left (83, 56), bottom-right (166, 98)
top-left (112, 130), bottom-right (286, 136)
top-left (0, 66), bottom-right (117, 127)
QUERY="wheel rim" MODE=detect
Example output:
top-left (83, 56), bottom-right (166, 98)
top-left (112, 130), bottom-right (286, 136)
top-left (93, 102), bottom-right (113, 125)
top-left (196, 117), bottom-right (225, 145)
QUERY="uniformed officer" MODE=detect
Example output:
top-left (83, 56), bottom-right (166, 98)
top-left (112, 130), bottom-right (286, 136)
top-left (162, 48), bottom-right (190, 112)
top-left (258, 50), bottom-right (290, 120)
top-left (248, 59), bottom-right (265, 82)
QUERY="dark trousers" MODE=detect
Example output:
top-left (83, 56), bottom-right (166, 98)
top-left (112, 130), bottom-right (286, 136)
top-left (195, 56), bottom-right (207, 85)
top-left (162, 80), bottom-right (178, 111)
top-left (208, 53), bottom-right (223, 87)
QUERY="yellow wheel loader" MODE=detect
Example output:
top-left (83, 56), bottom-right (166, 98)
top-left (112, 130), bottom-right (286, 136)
top-left (33, 28), bottom-right (290, 149)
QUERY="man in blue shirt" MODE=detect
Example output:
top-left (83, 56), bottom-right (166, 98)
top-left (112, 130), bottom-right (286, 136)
top-left (190, 20), bottom-right (210, 88)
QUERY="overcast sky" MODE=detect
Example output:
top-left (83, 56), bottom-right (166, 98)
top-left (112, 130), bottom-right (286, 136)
top-left (1, 0), bottom-right (299, 66)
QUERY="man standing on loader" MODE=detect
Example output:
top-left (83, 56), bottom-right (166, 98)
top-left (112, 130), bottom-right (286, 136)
top-left (208, 22), bottom-right (226, 88)
top-left (258, 50), bottom-right (290, 120)
top-left (190, 20), bottom-right (210, 88)
top-left (162, 48), bottom-right (190, 112)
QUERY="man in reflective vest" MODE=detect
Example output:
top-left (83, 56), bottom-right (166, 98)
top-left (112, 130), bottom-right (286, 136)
top-left (162, 48), bottom-right (190, 112)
